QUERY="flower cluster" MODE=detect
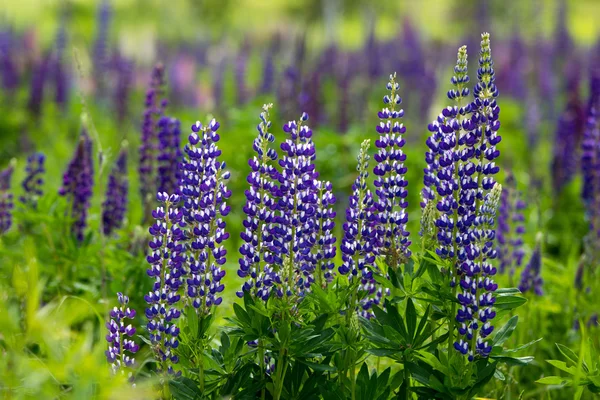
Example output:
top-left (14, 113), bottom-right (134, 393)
top-left (157, 116), bottom-right (182, 195)
top-left (311, 180), bottom-right (337, 287)
top-left (339, 140), bottom-right (382, 318)
top-left (373, 73), bottom-right (411, 264)
top-left (496, 172), bottom-right (526, 275)
top-left (277, 112), bottom-right (319, 298)
top-left (0, 160), bottom-right (15, 235)
top-left (59, 129), bottom-right (94, 242)
top-left (106, 292), bottom-right (139, 375)
top-left (237, 104), bottom-right (282, 300)
top-left (19, 152), bottom-right (45, 209)
top-left (453, 33), bottom-right (502, 360)
top-left (180, 119), bottom-right (229, 315)
top-left (519, 236), bottom-right (543, 296)
top-left (145, 193), bottom-right (186, 375)
top-left (102, 146), bottom-right (128, 236)
top-left (139, 63), bottom-right (167, 222)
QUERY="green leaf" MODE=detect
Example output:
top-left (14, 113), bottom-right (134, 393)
top-left (492, 316), bottom-right (518, 346)
top-left (405, 298), bottom-right (417, 341)
top-left (494, 295), bottom-right (527, 311)
top-left (365, 348), bottom-right (401, 357)
top-left (499, 338), bottom-right (543, 354)
top-left (298, 360), bottom-right (337, 372)
top-left (416, 351), bottom-right (449, 376)
top-left (547, 360), bottom-right (578, 375)
top-left (536, 376), bottom-right (571, 385)
top-left (491, 356), bottom-right (535, 366)
top-left (556, 343), bottom-right (589, 373)
top-left (233, 303), bottom-right (251, 327)
top-left (170, 377), bottom-right (202, 400)
top-left (494, 369), bottom-right (506, 381)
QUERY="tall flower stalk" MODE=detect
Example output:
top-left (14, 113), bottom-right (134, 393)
top-left (0, 160), bottom-right (15, 235)
top-left (59, 130), bottom-right (94, 243)
top-left (106, 292), bottom-right (139, 377)
top-left (102, 145), bottom-right (128, 236)
top-left (373, 73), bottom-right (411, 267)
top-left (237, 104), bottom-right (282, 300)
top-left (145, 193), bottom-right (185, 377)
top-left (20, 153), bottom-right (45, 209)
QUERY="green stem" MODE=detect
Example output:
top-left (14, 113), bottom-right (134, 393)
top-left (258, 339), bottom-right (266, 400)
top-left (350, 354), bottom-right (357, 400)
top-left (403, 355), bottom-right (411, 399)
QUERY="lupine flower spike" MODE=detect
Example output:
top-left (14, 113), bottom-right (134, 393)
top-left (496, 172), bottom-right (526, 276)
top-left (454, 33), bottom-right (502, 361)
top-left (374, 73), bottom-right (411, 266)
top-left (140, 63), bottom-right (167, 223)
top-left (145, 193), bottom-right (185, 376)
top-left (20, 153), bottom-right (45, 209)
top-left (312, 180), bottom-right (337, 288)
top-left (277, 112), bottom-right (319, 300)
top-left (0, 160), bottom-right (15, 235)
top-left (59, 130), bottom-right (94, 242)
top-left (339, 140), bottom-right (384, 318)
top-left (519, 233), bottom-right (543, 296)
top-left (106, 292), bottom-right (139, 376)
top-left (237, 104), bottom-right (282, 300)
top-left (102, 144), bottom-right (128, 236)
top-left (179, 119), bottom-right (230, 314)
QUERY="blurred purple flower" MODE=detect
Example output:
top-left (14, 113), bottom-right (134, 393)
top-left (102, 146), bottom-right (128, 236)
top-left (0, 161), bottom-right (15, 235)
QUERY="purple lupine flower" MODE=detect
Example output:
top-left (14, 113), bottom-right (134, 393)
top-left (259, 37), bottom-right (279, 95)
top-left (212, 55), bottom-right (227, 109)
top-left (373, 73), bottom-right (411, 264)
top-left (102, 146), bottom-right (128, 236)
top-left (52, 22), bottom-right (69, 109)
top-left (139, 63), bottom-right (167, 222)
top-left (518, 237), bottom-right (543, 296)
top-left (551, 92), bottom-right (585, 193)
top-left (237, 104), bottom-right (282, 300)
top-left (27, 55), bottom-right (50, 119)
top-left (0, 29), bottom-right (19, 92)
top-left (92, 0), bottom-right (112, 97)
top-left (496, 173), bottom-right (526, 275)
top-left (19, 152), bottom-right (45, 209)
top-left (311, 180), bottom-right (337, 288)
top-left (454, 33), bottom-right (502, 361)
top-left (276, 112), bottom-right (319, 299)
top-left (0, 161), bottom-right (15, 235)
top-left (179, 119), bottom-right (230, 314)
top-left (157, 116), bottom-right (182, 195)
top-left (432, 45), bottom-right (473, 264)
top-left (581, 88), bottom-right (600, 208)
top-left (113, 52), bottom-right (134, 125)
top-left (526, 88), bottom-right (541, 150)
top-left (106, 292), bottom-right (139, 374)
top-left (235, 40), bottom-right (250, 105)
top-left (59, 130), bottom-right (94, 242)
top-left (339, 140), bottom-right (386, 318)
top-left (145, 193), bottom-right (186, 375)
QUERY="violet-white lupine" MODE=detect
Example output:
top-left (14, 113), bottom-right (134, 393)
top-left (496, 173), bottom-right (526, 275)
top-left (339, 140), bottom-right (382, 318)
top-left (581, 93), bottom-right (599, 209)
top-left (139, 63), bottom-right (167, 221)
top-left (157, 116), bottom-right (182, 195)
top-left (237, 104), bottom-right (282, 300)
top-left (277, 112), bottom-right (319, 299)
top-left (311, 180), bottom-right (337, 288)
top-left (19, 152), bottom-right (45, 209)
top-left (106, 292), bottom-right (139, 374)
top-left (59, 130), bottom-right (94, 242)
top-left (179, 119), bottom-right (230, 315)
top-left (145, 193), bottom-right (186, 375)
top-left (0, 161), bottom-right (15, 235)
top-left (102, 146), bottom-right (128, 236)
top-left (454, 33), bottom-right (502, 361)
top-left (519, 236), bottom-right (543, 296)
top-left (373, 73), bottom-right (411, 265)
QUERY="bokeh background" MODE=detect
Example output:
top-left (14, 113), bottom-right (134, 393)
top-left (1, 0), bottom-right (600, 398)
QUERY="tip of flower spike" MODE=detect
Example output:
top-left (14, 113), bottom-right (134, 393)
top-left (301, 112), bottom-right (309, 121)
top-left (192, 121), bottom-right (202, 132)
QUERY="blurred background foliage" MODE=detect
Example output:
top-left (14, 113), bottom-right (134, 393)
top-left (1, 0), bottom-right (599, 398)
